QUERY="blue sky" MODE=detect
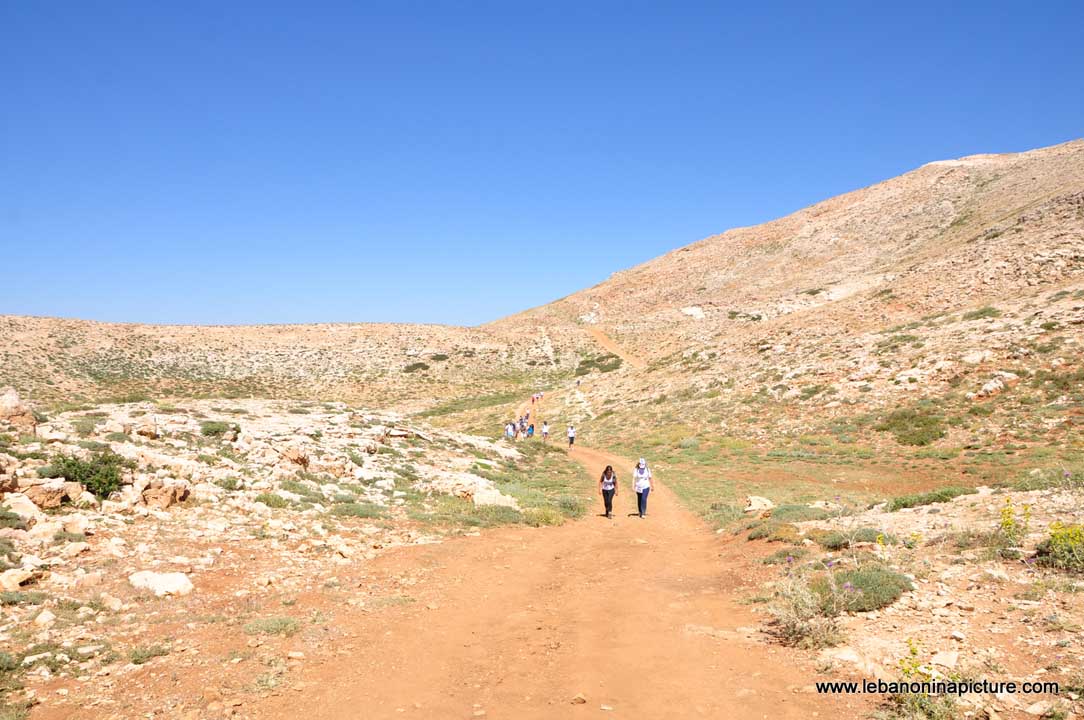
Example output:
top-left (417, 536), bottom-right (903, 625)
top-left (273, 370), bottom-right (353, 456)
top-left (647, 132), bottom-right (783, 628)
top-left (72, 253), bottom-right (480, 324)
top-left (2, 1), bottom-right (1081, 326)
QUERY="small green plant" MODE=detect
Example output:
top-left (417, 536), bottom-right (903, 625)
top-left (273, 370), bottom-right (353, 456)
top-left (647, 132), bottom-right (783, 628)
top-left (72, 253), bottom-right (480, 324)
top-left (40, 450), bottom-right (135, 499)
top-left (216, 477), bottom-right (242, 491)
top-left (887, 486), bottom-right (975, 512)
top-left (1035, 522), bottom-right (1084, 573)
top-left (996, 496), bottom-right (1031, 548)
top-left (129, 644), bottom-right (170, 665)
top-left (330, 502), bottom-right (385, 518)
top-left (254, 493), bottom-right (289, 509)
top-left (403, 362), bottom-right (430, 373)
top-left (199, 420), bottom-right (236, 438)
top-left (243, 617), bottom-right (299, 637)
top-left (874, 408), bottom-right (945, 446)
top-left (813, 565), bottom-right (912, 612)
top-left (962, 305), bottom-right (1001, 321)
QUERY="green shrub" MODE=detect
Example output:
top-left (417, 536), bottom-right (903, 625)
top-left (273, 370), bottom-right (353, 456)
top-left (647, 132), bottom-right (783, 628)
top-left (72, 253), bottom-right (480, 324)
top-left (523, 507), bottom-right (565, 526)
top-left (1035, 523), bottom-right (1084, 573)
top-left (429, 353), bottom-right (450, 361)
top-left (962, 306), bottom-right (1001, 321)
top-left (403, 362), bottom-right (430, 373)
top-left (0, 510), bottom-right (27, 531)
top-left (243, 617), bottom-right (299, 637)
top-left (129, 645), bottom-right (169, 665)
top-left (216, 477), bottom-right (242, 491)
top-left (0, 591), bottom-right (46, 606)
top-left (762, 548), bottom-right (809, 565)
top-left (874, 409), bottom-right (945, 446)
top-left (330, 502), bottom-right (385, 518)
top-left (199, 420), bottom-right (236, 438)
top-left (254, 493), bottom-right (289, 509)
top-left (813, 565), bottom-right (912, 612)
top-left (887, 486), bottom-right (976, 512)
top-left (41, 450), bottom-right (135, 499)
top-left (574, 353), bottom-right (623, 376)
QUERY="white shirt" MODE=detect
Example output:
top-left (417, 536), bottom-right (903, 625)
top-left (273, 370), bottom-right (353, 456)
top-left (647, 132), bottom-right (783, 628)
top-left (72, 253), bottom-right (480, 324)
top-left (633, 466), bottom-right (652, 492)
top-left (568, 427), bottom-right (576, 438)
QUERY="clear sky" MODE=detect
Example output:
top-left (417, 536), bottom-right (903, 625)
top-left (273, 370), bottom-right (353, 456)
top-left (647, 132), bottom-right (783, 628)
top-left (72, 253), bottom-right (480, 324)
top-left (2, 1), bottom-right (1082, 326)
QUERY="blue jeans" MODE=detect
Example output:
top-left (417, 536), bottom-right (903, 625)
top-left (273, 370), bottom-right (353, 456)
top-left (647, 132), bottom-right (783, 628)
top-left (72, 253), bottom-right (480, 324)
top-left (636, 488), bottom-right (650, 516)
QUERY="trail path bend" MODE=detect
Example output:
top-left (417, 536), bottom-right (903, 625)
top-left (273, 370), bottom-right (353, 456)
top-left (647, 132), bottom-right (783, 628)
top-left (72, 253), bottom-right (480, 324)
top-left (258, 401), bottom-right (866, 719)
top-left (586, 327), bottom-right (646, 370)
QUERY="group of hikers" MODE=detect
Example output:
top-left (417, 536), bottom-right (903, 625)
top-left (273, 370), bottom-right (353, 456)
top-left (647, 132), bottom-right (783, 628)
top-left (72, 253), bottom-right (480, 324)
top-left (502, 392), bottom-right (654, 519)
top-left (503, 410), bottom-right (550, 442)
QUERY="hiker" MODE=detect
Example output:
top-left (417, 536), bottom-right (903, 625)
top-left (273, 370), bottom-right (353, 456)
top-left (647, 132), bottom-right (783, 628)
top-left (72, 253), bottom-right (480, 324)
top-left (541, 421), bottom-right (549, 442)
top-left (527, 423), bottom-right (535, 438)
top-left (505, 422), bottom-right (514, 439)
top-left (633, 458), bottom-right (652, 518)
top-left (567, 424), bottom-right (576, 448)
top-left (599, 465), bottom-right (617, 518)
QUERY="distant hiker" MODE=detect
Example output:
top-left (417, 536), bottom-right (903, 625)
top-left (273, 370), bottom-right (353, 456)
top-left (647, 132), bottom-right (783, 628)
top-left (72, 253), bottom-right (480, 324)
top-left (633, 458), bottom-right (652, 518)
top-left (567, 424), bottom-right (576, 448)
top-left (505, 422), bottom-right (515, 439)
top-left (527, 423), bottom-right (535, 438)
top-left (541, 422), bottom-right (549, 442)
top-left (599, 465), bottom-right (617, 518)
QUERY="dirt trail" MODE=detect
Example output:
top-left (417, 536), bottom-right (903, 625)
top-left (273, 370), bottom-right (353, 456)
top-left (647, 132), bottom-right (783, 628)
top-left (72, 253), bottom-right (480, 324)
top-left (587, 327), bottom-right (646, 370)
top-left (255, 396), bottom-right (867, 719)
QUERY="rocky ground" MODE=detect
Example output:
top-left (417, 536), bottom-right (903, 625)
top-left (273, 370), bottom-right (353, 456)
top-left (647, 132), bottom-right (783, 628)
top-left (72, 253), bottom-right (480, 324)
top-left (739, 479), bottom-right (1084, 719)
top-left (0, 389), bottom-right (580, 719)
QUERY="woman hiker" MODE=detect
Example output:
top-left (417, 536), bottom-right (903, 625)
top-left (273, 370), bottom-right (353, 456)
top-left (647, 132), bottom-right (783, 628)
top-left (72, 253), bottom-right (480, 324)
top-left (599, 465), bottom-right (617, 518)
top-left (633, 458), bottom-right (652, 518)
top-left (567, 424), bottom-right (576, 448)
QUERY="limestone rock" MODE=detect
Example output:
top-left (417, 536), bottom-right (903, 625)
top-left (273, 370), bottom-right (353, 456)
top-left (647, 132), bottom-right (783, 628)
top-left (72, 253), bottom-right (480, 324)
top-left (128, 570), bottom-right (194, 597)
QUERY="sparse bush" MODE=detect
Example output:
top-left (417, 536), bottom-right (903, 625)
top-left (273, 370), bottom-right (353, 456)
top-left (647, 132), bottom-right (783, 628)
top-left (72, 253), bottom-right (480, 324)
top-left (199, 420), bottom-right (236, 438)
top-left (330, 502), bottom-right (385, 518)
top-left (523, 507), bottom-right (564, 526)
top-left (243, 617), bottom-right (299, 637)
top-left (40, 450), bottom-right (135, 499)
top-left (129, 644), bottom-right (169, 664)
top-left (767, 571), bottom-right (843, 648)
top-left (962, 305), bottom-right (1001, 321)
top-left (403, 362), bottom-right (430, 373)
top-left (254, 493), bottom-right (289, 509)
top-left (1035, 522), bottom-right (1084, 573)
top-left (813, 565), bottom-right (912, 613)
top-left (429, 353), bottom-right (449, 361)
top-left (886, 486), bottom-right (975, 511)
top-left (216, 477), bottom-right (242, 491)
top-left (762, 548), bottom-right (809, 565)
top-left (574, 353), bottom-right (623, 376)
top-left (0, 591), bottom-right (46, 606)
top-left (874, 409), bottom-right (945, 446)
top-left (0, 510), bottom-right (27, 531)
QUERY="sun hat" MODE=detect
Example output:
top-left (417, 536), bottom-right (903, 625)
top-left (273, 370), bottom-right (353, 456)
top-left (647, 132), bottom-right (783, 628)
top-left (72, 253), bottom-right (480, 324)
top-left (637, 458), bottom-right (646, 468)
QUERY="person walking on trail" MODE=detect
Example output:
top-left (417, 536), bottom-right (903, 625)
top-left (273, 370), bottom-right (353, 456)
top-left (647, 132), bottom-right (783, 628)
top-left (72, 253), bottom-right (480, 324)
top-left (633, 458), bottom-right (652, 518)
top-left (599, 465), bottom-right (618, 518)
top-left (541, 421), bottom-right (549, 442)
top-left (567, 424), bottom-right (576, 448)
top-left (527, 423), bottom-right (535, 438)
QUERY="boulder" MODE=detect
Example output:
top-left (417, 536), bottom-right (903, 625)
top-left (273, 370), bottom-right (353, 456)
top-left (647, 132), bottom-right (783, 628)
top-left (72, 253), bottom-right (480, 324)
top-left (3, 493), bottom-right (44, 525)
top-left (0, 388), bottom-right (37, 432)
top-left (744, 496), bottom-right (775, 516)
top-left (282, 447), bottom-right (309, 468)
top-left (128, 570), bottom-right (194, 597)
top-left (141, 479), bottom-right (190, 509)
top-left (135, 421), bottom-right (159, 440)
top-left (23, 480), bottom-right (69, 510)
top-left (0, 568), bottom-right (33, 592)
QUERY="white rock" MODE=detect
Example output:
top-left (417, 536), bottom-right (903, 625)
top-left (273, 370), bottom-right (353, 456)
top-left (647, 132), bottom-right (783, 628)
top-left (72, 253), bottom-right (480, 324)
top-left (128, 571), bottom-right (194, 597)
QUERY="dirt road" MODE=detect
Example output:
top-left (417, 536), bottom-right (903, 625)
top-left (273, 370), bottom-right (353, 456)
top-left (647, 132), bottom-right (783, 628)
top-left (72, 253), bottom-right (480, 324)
top-left (258, 435), bottom-right (868, 719)
top-left (587, 328), bottom-right (646, 370)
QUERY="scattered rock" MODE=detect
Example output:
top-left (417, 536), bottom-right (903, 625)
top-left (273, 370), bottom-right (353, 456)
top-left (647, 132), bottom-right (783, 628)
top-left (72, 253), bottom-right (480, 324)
top-left (128, 571), bottom-right (194, 597)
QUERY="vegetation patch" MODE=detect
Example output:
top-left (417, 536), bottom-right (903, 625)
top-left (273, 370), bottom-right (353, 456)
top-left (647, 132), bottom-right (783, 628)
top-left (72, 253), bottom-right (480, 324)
top-left (38, 450), bottom-right (135, 499)
top-left (574, 353), bottom-right (623, 376)
top-left (874, 408), bottom-right (945, 446)
top-left (886, 486), bottom-right (976, 512)
top-left (1035, 522), bottom-right (1084, 574)
top-left (243, 617), bottom-right (300, 637)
